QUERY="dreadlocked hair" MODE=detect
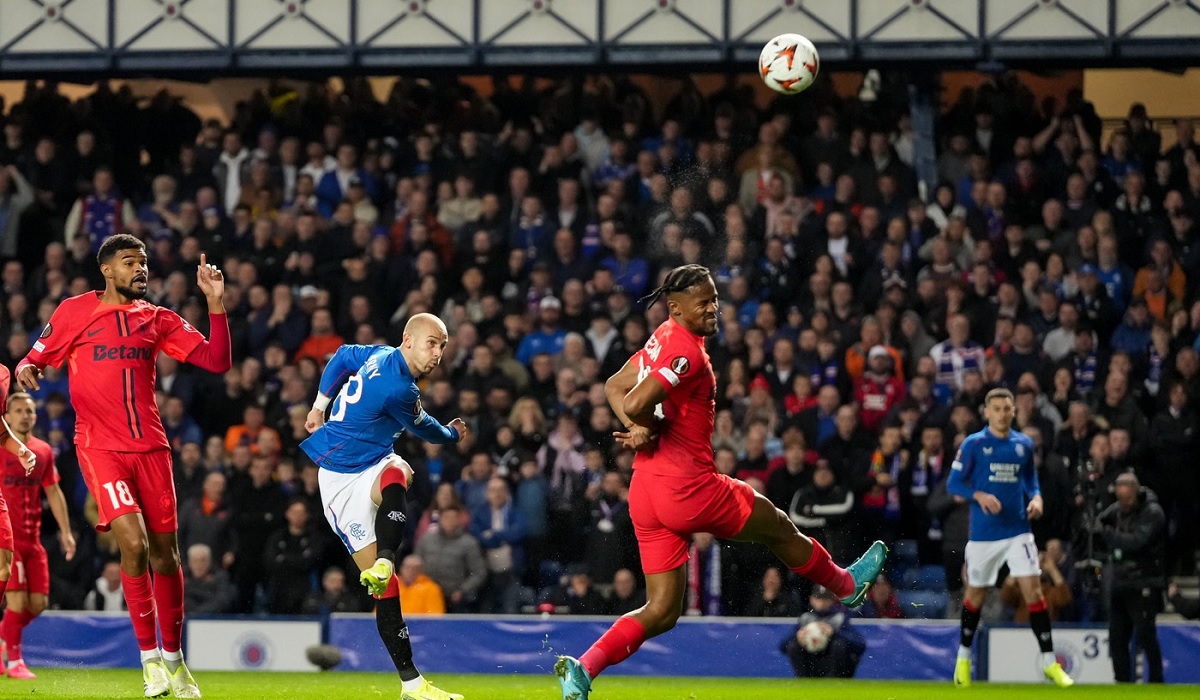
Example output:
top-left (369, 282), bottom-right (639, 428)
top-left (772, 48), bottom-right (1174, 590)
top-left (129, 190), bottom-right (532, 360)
top-left (639, 264), bottom-right (712, 306)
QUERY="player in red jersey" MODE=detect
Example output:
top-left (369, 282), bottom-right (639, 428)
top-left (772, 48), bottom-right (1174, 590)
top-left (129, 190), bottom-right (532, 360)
top-left (0, 392), bottom-right (75, 679)
top-left (0, 367), bottom-right (40, 667)
top-left (16, 234), bottom-right (231, 699)
top-left (556, 265), bottom-right (888, 699)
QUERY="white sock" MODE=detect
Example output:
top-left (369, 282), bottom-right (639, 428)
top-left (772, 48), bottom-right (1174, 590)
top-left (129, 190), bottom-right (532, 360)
top-left (162, 649), bottom-right (183, 662)
top-left (401, 675), bottom-right (424, 691)
top-left (7, 658), bottom-right (22, 668)
top-left (958, 645), bottom-right (972, 660)
top-left (1041, 651), bottom-right (1058, 667)
top-left (140, 648), bottom-right (163, 665)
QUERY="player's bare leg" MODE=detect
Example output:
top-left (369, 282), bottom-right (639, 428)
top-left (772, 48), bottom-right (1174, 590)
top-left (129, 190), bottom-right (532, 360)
top-left (1, 588), bottom-right (43, 678)
top-left (732, 493), bottom-right (886, 607)
top-left (349, 467), bottom-right (462, 700)
top-left (148, 530), bottom-right (199, 697)
top-left (558, 565), bottom-right (686, 699)
top-left (110, 513), bottom-right (170, 698)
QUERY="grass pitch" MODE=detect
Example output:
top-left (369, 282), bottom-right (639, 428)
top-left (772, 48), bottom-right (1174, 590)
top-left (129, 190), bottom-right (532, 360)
top-left (0, 669), bottom-right (1191, 698)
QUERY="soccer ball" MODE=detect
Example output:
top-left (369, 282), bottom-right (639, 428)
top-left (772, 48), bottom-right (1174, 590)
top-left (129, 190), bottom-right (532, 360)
top-left (759, 33), bottom-right (820, 95)
top-left (799, 621), bottom-right (831, 654)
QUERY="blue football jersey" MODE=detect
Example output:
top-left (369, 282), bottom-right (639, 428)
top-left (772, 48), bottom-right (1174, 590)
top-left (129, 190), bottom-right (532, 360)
top-left (947, 426), bottom-right (1041, 542)
top-left (300, 344), bottom-right (458, 473)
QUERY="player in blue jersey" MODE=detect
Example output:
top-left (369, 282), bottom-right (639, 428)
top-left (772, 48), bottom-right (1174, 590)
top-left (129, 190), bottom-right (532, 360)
top-left (947, 387), bottom-right (1073, 688)
top-left (302, 313), bottom-right (467, 700)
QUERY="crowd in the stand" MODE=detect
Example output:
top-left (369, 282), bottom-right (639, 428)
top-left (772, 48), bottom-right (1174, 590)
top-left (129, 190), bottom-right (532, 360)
top-left (0, 74), bottom-right (1194, 622)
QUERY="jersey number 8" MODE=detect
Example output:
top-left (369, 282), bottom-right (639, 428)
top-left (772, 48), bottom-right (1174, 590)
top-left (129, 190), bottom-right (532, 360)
top-left (330, 375), bottom-right (364, 422)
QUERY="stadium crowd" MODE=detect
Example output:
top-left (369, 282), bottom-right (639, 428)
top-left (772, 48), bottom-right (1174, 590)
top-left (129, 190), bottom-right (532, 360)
top-left (0, 74), bottom-right (1194, 623)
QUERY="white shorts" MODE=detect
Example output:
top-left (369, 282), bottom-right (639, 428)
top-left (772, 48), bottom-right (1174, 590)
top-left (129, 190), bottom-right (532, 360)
top-left (318, 453), bottom-right (407, 553)
top-left (965, 532), bottom-right (1040, 588)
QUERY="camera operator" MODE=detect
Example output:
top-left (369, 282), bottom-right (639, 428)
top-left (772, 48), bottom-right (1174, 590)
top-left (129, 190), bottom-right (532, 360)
top-left (1097, 472), bottom-right (1165, 683)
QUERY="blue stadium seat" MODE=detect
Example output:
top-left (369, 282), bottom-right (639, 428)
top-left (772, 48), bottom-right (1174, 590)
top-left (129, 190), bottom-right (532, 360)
top-left (896, 590), bottom-right (948, 619)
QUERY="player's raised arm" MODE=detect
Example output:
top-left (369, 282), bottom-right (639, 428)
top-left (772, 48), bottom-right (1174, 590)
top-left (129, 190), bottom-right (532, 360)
top-left (168, 253), bottom-right (232, 373)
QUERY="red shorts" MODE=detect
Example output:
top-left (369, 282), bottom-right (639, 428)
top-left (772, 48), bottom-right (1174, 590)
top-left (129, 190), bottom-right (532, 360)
top-left (77, 447), bottom-right (177, 533)
top-left (628, 470), bottom-right (756, 575)
top-left (0, 492), bottom-right (11, 551)
top-left (8, 544), bottom-right (49, 595)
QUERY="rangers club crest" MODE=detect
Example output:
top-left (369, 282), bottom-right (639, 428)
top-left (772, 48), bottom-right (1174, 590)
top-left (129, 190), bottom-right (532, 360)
top-left (670, 356), bottom-right (690, 375)
top-left (1016, 444), bottom-right (1024, 457)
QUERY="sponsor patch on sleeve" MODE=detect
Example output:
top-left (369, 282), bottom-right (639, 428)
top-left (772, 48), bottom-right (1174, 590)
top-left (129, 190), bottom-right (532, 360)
top-left (32, 341), bottom-right (45, 352)
top-left (670, 356), bottom-right (690, 375)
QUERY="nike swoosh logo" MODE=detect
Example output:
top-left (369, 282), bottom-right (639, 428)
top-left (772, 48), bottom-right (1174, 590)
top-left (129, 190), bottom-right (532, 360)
top-left (139, 610), bottom-right (153, 617)
top-left (87, 328), bottom-right (103, 337)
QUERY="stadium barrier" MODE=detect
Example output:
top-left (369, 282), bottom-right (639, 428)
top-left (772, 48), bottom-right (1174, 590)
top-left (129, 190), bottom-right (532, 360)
top-left (20, 612), bottom-right (1200, 683)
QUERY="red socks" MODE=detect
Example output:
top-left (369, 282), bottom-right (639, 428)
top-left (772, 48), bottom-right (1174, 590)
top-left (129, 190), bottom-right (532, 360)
top-left (1, 610), bottom-right (34, 661)
top-left (791, 539), bottom-right (854, 599)
top-left (154, 567), bottom-right (185, 654)
top-left (579, 616), bottom-right (647, 679)
top-left (122, 571), bottom-right (159, 651)
top-left (1028, 598), bottom-right (1047, 614)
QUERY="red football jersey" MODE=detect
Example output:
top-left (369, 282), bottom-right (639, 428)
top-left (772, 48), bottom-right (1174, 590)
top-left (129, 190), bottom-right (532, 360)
top-left (21, 292), bottom-right (205, 451)
top-left (0, 364), bottom-right (10, 414)
top-left (632, 317), bottom-right (717, 478)
top-left (0, 436), bottom-right (57, 543)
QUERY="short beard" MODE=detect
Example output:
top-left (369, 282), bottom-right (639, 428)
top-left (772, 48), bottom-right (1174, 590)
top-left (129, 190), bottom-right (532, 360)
top-left (116, 284), bottom-right (148, 300)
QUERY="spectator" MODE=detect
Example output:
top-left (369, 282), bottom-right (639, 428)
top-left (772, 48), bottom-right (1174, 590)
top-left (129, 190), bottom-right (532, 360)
top-left (397, 555), bottom-right (446, 616)
top-left (62, 167), bottom-right (135, 251)
top-left (470, 477), bottom-right (527, 614)
top-left (83, 561), bottom-right (126, 612)
top-left (606, 568), bottom-right (646, 616)
top-left (584, 470), bottom-right (635, 587)
top-left (929, 313), bottom-right (986, 394)
top-left (173, 440), bottom-right (207, 505)
top-left (1168, 581), bottom-right (1200, 619)
top-left (745, 567), bottom-right (802, 618)
top-left (780, 586), bottom-right (866, 679)
top-left (178, 470), bottom-right (234, 567)
top-left (0, 164), bottom-right (34, 258)
top-left (228, 454), bottom-right (288, 613)
top-left (303, 567), bottom-right (362, 615)
top-left (854, 346), bottom-right (906, 433)
top-left (264, 499), bottom-right (322, 614)
top-left (1099, 472), bottom-right (1166, 683)
top-left (515, 298), bottom-right (567, 367)
top-left (183, 543), bottom-right (235, 614)
top-left (542, 564), bottom-right (607, 615)
top-left (859, 574), bottom-right (903, 619)
top-left (415, 504), bottom-right (487, 613)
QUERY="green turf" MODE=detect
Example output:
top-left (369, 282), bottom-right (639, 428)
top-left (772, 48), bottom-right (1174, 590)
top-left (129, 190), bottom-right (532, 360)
top-left (0, 669), bottom-right (1191, 699)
